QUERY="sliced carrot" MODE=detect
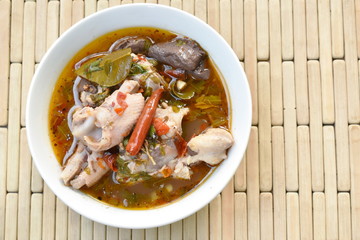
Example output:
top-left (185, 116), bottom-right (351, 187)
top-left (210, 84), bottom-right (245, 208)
top-left (126, 88), bottom-right (164, 155)
top-left (103, 154), bottom-right (118, 172)
top-left (153, 118), bottom-right (170, 136)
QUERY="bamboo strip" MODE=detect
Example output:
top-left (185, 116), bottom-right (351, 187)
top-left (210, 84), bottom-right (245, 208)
top-left (247, 127), bottom-right (260, 240)
top-left (355, 0), bottom-right (360, 58)
top-left (258, 62), bottom-right (272, 191)
top-left (196, 205), bottom-right (209, 240)
top-left (330, 0), bottom-right (344, 58)
top-left (171, 220), bottom-right (182, 240)
top-left (307, 61), bottom-right (324, 191)
top-left (244, 0), bottom-right (258, 125)
top-left (7, 64), bottom-right (21, 192)
top-left (313, 192), bottom-right (326, 240)
top-left (293, 0), bottom-right (309, 125)
top-left (35, 0), bottom-right (47, 62)
top-left (158, 0), bottom-right (170, 5)
top-left (60, 0), bottom-right (72, 35)
top-left (107, 227), bottom-right (119, 240)
top-left (21, 1), bottom-right (36, 127)
top-left (5, 193), bottom-right (18, 240)
top-left (145, 228), bottom-right (158, 240)
top-left (134, 0), bottom-right (145, 3)
top-left (231, 0), bottom-right (243, 60)
top-left (349, 125), bottom-right (360, 239)
top-left (234, 193), bottom-right (247, 240)
top-left (220, 0), bottom-right (232, 45)
top-left (17, 129), bottom-right (31, 240)
top-left (209, 195), bottom-right (221, 240)
top-left (208, 0), bottom-right (219, 32)
top-left (0, 128), bottom-right (7, 240)
top-left (282, 62), bottom-right (298, 191)
top-left (272, 127), bottom-right (286, 240)
top-left (55, 198), bottom-right (68, 240)
top-left (97, 0), bottom-right (109, 11)
top-left (195, 0), bottom-right (207, 22)
top-left (323, 126), bottom-right (339, 240)
top-left (30, 193), bottom-right (43, 240)
top-left (68, 209), bottom-right (81, 240)
top-left (145, 228), bottom-right (157, 240)
top-left (10, 0), bottom-right (24, 62)
top-left (183, 0), bottom-right (194, 14)
top-left (333, 60), bottom-right (350, 191)
top-left (122, 0), bottom-right (133, 4)
top-left (171, 0), bottom-right (182, 9)
top-left (158, 225), bottom-right (170, 240)
top-left (318, 0), bottom-right (335, 124)
top-left (257, 0), bottom-right (269, 60)
top-left (286, 193), bottom-right (300, 240)
top-left (297, 126), bottom-right (313, 240)
top-left (42, 184), bottom-right (56, 240)
top-left (221, 178), bottom-right (234, 240)
top-left (0, 0), bottom-right (10, 126)
top-left (120, 228), bottom-right (131, 239)
top-left (260, 193), bottom-right (273, 240)
top-left (338, 193), bottom-right (352, 240)
top-left (31, 161), bottom-right (43, 192)
top-left (306, 0), bottom-right (319, 59)
top-left (132, 229), bottom-right (144, 240)
top-left (80, 217), bottom-right (93, 240)
top-left (85, 0), bottom-right (97, 16)
top-left (234, 156), bottom-right (246, 191)
top-left (72, 0), bottom-right (84, 25)
top-left (183, 214), bottom-right (196, 240)
top-left (94, 222), bottom-right (106, 240)
top-left (47, 1), bottom-right (60, 50)
top-left (343, 0), bottom-right (360, 123)
top-left (269, 0), bottom-right (283, 125)
top-left (280, 0), bottom-right (293, 60)
top-left (109, 0), bottom-right (121, 7)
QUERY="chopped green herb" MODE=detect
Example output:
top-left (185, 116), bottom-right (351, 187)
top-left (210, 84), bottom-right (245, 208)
top-left (194, 95), bottom-right (222, 109)
top-left (129, 63), bottom-right (147, 75)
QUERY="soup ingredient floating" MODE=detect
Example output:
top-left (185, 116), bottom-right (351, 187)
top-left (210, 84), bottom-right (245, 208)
top-left (50, 28), bottom-right (233, 208)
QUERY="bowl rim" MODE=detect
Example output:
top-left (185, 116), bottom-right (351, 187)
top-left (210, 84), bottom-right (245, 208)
top-left (26, 3), bottom-right (252, 229)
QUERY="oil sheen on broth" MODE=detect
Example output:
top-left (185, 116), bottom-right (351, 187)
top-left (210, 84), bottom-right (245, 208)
top-left (49, 27), bottom-right (230, 209)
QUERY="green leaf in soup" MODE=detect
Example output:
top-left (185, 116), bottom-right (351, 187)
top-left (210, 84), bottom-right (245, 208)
top-left (75, 48), bottom-right (132, 87)
top-left (194, 95), bottom-right (222, 109)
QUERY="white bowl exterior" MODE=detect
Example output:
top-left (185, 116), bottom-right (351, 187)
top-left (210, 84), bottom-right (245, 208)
top-left (27, 4), bottom-right (252, 229)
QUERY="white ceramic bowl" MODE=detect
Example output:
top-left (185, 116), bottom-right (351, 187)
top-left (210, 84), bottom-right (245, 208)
top-left (27, 3), bottom-right (251, 229)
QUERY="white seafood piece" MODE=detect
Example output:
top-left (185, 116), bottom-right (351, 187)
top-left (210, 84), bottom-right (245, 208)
top-left (72, 80), bottom-right (145, 152)
top-left (155, 105), bottom-right (189, 139)
top-left (173, 160), bottom-right (191, 179)
top-left (186, 128), bottom-right (234, 165)
top-left (61, 143), bottom-right (87, 185)
top-left (70, 151), bottom-right (110, 189)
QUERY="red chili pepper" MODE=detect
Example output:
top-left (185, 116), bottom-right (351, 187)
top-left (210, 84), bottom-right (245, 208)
top-left (103, 154), bottom-right (118, 172)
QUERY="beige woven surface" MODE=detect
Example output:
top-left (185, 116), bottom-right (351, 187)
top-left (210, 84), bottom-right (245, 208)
top-left (1, 0), bottom-right (359, 239)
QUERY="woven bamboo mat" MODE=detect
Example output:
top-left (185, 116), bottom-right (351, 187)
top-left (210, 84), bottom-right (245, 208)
top-left (1, 0), bottom-right (359, 239)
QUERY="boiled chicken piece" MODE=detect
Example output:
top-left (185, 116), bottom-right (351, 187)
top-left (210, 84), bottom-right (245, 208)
top-left (60, 143), bottom-right (87, 185)
top-left (72, 80), bottom-right (145, 152)
top-left (155, 104), bottom-right (189, 139)
top-left (186, 128), bottom-right (234, 165)
top-left (70, 151), bottom-right (110, 189)
top-left (172, 159), bottom-right (192, 179)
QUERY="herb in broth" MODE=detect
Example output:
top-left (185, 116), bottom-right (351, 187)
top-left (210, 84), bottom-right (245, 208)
top-left (49, 27), bottom-right (232, 209)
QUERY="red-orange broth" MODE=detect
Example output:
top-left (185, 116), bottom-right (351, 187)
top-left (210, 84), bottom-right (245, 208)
top-left (49, 27), bottom-right (229, 209)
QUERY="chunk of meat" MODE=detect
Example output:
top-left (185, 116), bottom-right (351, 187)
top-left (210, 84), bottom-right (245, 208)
top-left (60, 143), bottom-right (87, 185)
top-left (72, 80), bottom-right (145, 152)
top-left (186, 128), bottom-right (234, 165)
top-left (148, 38), bottom-right (206, 71)
top-left (187, 60), bottom-right (210, 80)
top-left (70, 151), bottom-right (110, 189)
top-left (110, 36), bottom-right (152, 54)
top-left (155, 104), bottom-right (189, 139)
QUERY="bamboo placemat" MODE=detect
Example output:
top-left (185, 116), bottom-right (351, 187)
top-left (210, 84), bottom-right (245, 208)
top-left (1, 0), bottom-right (359, 239)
